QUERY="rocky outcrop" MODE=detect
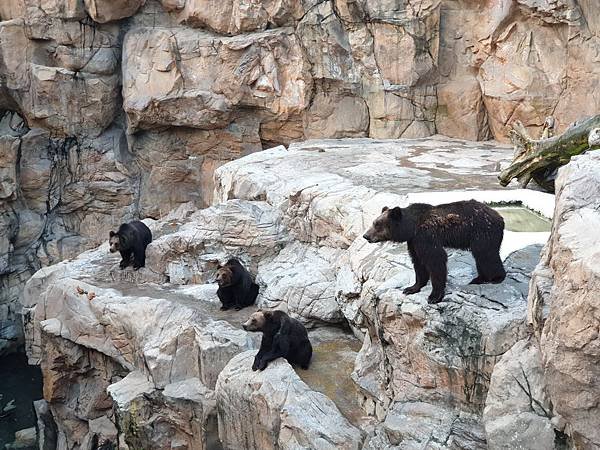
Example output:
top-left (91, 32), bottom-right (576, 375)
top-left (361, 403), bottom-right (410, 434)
top-left (479, 151), bottom-right (600, 450)
top-left (483, 338), bottom-right (555, 450)
top-left (527, 152), bottom-right (600, 449)
top-left (215, 351), bottom-right (364, 450)
top-left (122, 27), bottom-right (311, 134)
top-left (108, 372), bottom-right (217, 450)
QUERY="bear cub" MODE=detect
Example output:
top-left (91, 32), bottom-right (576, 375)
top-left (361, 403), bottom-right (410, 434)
top-left (109, 221), bottom-right (152, 270)
top-left (363, 200), bottom-right (506, 304)
top-left (215, 258), bottom-right (259, 311)
top-left (242, 309), bottom-right (312, 371)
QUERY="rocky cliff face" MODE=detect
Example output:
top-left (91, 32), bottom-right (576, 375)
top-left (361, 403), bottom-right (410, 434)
top-left (1, 0), bottom-right (599, 354)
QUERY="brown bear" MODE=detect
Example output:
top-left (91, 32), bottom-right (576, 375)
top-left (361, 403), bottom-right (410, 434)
top-left (109, 221), bottom-right (152, 270)
top-left (242, 310), bottom-right (312, 371)
top-left (215, 258), bottom-right (259, 311)
top-left (363, 200), bottom-right (506, 304)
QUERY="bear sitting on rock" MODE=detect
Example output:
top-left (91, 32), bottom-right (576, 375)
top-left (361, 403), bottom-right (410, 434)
top-left (363, 199), bottom-right (506, 304)
top-left (242, 310), bottom-right (312, 371)
top-left (109, 221), bottom-right (152, 270)
top-left (216, 258), bottom-right (259, 311)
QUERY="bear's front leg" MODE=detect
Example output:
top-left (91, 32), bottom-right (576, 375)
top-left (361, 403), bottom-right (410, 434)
top-left (252, 349), bottom-right (266, 371)
top-left (403, 242), bottom-right (431, 295)
top-left (424, 246), bottom-right (448, 304)
top-left (119, 250), bottom-right (132, 269)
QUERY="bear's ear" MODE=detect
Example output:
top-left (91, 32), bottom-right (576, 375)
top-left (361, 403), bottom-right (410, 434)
top-left (389, 207), bottom-right (402, 220)
top-left (381, 206), bottom-right (389, 213)
top-left (109, 231), bottom-right (115, 237)
top-left (263, 310), bottom-right (273, 319)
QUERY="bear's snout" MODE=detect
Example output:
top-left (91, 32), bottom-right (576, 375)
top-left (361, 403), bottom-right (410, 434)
top-left (242, 324), bottom-right (248, 331)
top-left (363, 233), bottom-right (372, 242)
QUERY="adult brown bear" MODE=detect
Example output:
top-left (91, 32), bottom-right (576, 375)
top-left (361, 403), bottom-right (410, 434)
top-left (215, 258), bottom-right (259, 311)
top-left (109, 221), bottom-right (152, 270)
top-left (242, 310), bottom-right (312, 371)
top-left (363, 200), bottom-right (506, 304)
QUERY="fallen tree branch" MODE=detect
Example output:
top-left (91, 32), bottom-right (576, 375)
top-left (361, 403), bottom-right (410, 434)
top-left (498, 115), bottom-right (600, 191)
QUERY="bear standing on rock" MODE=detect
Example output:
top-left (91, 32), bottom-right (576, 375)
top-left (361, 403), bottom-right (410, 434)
top-left (242, 309), bottom-right (312, 371)
top-left (215, 258), bottom-right (259, 311)
top-left (363, 200), bottom-right (506, 304)
top-left (109, 221), bottom-right (152, 270)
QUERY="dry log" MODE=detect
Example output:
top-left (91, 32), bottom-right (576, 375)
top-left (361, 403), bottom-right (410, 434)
top-left (498, 115), bottom-right (600, 191)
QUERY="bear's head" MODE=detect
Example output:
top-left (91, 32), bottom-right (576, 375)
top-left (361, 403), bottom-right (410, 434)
top-left (215, 265), bottom-right (234, 287)
top-left (242, 310), bottom-right (274, 332)
top-left (363, 206), bottom-right (405, 243)
top-left (108, 231), bottom-right (121, 253)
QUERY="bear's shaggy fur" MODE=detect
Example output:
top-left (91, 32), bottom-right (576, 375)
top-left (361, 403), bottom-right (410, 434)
top-left (363, 200), bottom-right (506, 304)
top-left (242, 309), bottom-right (312, 371)
top-left (216, 258), bottom-right (259, 311)
top-left (109, 221), bottom-right (152, 270)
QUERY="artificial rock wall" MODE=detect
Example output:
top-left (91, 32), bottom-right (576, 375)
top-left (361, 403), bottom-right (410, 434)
top-left (1, 0), bottom-right (599, 354)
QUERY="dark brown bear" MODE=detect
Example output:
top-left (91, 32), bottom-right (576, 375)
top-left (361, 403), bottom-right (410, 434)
top-left (109, 221), bottom-right (152, 270)
top-left (215, 258), bottom-right (259, 311)
top-left (242, 309), bottom-right (312, 371)
top-left (363, 200), bottom-right (506, 304)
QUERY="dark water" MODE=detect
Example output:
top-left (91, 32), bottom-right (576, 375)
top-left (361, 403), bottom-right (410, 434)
top-left (0, 353), bottom-right (43, 448)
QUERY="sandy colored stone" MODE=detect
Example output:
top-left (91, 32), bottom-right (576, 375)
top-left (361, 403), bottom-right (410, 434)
top-left (109, 372), bottom-right (217, 450)
top-left (530, 152), bottom-right (600, 448)
top-left (0, 135), bottom-right (19, 200)
top-left (0, 0), bottom-right (25, 20)
top-left (257, 242), bottom-right (345, 326)
top-left (176, 0), bottom-right (303, 34)
top-left (122, 27), bottom-right (311, 133)
top-left (483, 338), bottom-right (555, 450)
top-left (84, 0), bottom-right (145, 23)
top-left (215, 351), bottom-right (364, 450)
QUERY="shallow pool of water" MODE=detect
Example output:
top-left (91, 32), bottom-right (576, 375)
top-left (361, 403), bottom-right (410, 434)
top-left (0, 353), bottom-right (43, 449)
top-left (494, 206), bottom-right (551, 232)
top-left (296, 335), bottom-right (365, 427)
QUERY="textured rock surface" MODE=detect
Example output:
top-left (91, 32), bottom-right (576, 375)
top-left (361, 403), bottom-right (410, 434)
top-left (215, 351), bottom-right (364, 450)
top-left (108, 372), bottom-right (217, 450)
top-left (483, 338), bottom-right (554, 450)
top-left (214, 137), bottom-right (514, 247)
top-left (256, 242), bottom-right (345, 326)
top-left (529, 152), bottom-right (600, 449)
top-left (363, 401), bottom-right (486, 450)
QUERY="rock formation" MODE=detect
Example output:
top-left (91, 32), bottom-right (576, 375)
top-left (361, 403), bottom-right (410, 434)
top-left (2, 0), bottom-right (599, 355)
top-left (8, 136), bottom-right (565, 448)
top-left (0, 1), bottom-right (598, 449)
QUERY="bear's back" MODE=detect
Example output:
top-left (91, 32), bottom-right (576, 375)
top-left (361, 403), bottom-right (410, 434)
top-left (416, 200), bottom-right (504, 249)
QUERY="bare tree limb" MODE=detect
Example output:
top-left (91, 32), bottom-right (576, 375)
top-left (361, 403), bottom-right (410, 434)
top-left (498, 115), bottom-right (600, 191)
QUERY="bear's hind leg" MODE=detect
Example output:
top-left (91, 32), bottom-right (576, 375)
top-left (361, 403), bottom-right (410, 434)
top-left (132, 246), bottom-right (146, 270)
top-left (297, 342), bottom-right (313, 370)
top-left (470, 244), bottom-right (506, 284)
